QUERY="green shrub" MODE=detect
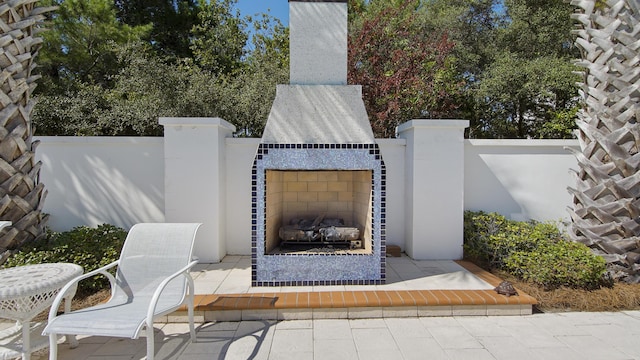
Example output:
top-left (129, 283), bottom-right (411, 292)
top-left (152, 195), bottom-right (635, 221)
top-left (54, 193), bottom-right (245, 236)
top-left (3, 224), bottom-right (127, 294)
top-left (463, 211), bottom-right (552, 268)
top-left (505, 241), bottom-right (606, 290)
top-left (463, 211), bottom-right (607, 290)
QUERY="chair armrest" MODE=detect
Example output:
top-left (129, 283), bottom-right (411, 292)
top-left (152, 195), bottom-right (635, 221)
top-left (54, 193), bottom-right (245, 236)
top-left (146, 260), bottom-right (199, 322)
top-left (47, 260), bottom-right (120, 322)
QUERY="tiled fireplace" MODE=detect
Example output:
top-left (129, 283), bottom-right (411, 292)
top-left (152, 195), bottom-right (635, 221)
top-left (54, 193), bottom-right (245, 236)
top-left (251, 0), bottom-right (386, 286)
top-left (251, 141), bottom-right (386, 286)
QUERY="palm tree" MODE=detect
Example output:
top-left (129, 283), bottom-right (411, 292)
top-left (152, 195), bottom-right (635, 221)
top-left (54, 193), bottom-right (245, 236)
top-left (0, 0), bottom-right (55, 264)
top-left (568, 0), bottom-right (640, 282)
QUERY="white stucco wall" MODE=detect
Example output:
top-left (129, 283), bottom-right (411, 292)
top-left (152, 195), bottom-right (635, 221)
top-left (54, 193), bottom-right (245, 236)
top-left (160, 117), bottom-right (235, 263)
top-left (398, 120), bottom-right (468, 260)
top-left (34, 133), bottom-right (580, 260)
top-left (224, 138), bottom-right (260, 255)
top-left (35, 137), bottom-right (165, 231)
top-left (376, 139), bottom-right (406, 249)
top-left (464, 139), bottom-right (579, 223)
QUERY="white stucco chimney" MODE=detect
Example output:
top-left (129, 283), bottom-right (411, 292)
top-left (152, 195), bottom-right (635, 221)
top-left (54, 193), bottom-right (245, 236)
top-left (289, 0), bottom-right (348, 85)
top-left (262, 0), bottom-right (373, 144)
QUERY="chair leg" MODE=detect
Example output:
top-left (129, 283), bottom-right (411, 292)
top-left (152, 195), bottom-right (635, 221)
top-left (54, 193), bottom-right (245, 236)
top-left (48, 334), bottom-right (58, 360)
top-left (146, 325), bottom-right (154, 360)
top-left (63, 296), bottom-right (79, 348)
top-left (188, 291), bottom-right (196, 343)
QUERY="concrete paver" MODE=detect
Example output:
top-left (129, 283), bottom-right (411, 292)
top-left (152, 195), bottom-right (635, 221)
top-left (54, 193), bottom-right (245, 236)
top-left (37, 310), bottom-right (640, 359)
top-left (9, 256), bottom-right (638, 359)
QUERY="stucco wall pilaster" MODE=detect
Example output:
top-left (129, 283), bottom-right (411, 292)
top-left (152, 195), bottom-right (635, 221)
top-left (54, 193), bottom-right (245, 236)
top-left (160, 117), bottom-right (235, 262)
top-left (397, 120), bottom-right (469, 260)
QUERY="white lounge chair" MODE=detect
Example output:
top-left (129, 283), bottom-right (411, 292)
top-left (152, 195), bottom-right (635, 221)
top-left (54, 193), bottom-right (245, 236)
top-left (43, 223), bottom-right (202, 360)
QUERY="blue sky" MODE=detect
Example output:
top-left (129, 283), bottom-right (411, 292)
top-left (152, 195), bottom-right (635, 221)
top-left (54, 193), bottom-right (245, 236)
top-left (233, 1), bottom-right (505, 28)
top-left (235, 1), bottom-right (289, 25)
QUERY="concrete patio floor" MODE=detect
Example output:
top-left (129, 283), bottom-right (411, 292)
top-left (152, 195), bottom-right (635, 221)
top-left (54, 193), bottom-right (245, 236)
top-left (45, 311), bottom-right (640, 359)
top-left (4, 255), bottom-right (637, 359)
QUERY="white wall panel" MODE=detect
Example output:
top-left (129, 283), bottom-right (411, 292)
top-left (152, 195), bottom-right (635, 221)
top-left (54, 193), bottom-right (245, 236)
top-left (35, 137), bottom-right (165, 231)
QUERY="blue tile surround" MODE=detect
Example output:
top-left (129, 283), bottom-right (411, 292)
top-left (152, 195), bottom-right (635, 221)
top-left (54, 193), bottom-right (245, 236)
top-left (252, 143), bottom-right (386, 286)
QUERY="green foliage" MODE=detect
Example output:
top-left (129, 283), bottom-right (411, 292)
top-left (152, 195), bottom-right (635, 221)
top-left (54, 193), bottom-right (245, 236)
top-left (114, 0), bottom-right (199, 59)
top-left (473, 54), bottom-right (580, 138)
top-left (190, 0), bottom-right (248, 75)
top-left (35, 42), bottom-right (224, 136)
top-left (420, 0), bottom-right (580, 139)
top-left (33, 0), bottom-right (582, 139)
top-left (420, 0), bottom-right (501, 77)
top-left (3, 224), bottom-right (127, 294)
top-left (500, 0), bottom-right (577, 59)
top-left (218, 13), bottom-right (289, 136)
top-left (505, 241), bottom-right (607, 290)
top-left (463, 211), bottom-right (606, 289)
top-left (38, 0), bottom-right (151, 92)
top-left (538, 106), bottom-right (579, 139)
top-left (34, 0), bottom-right (286, 137)
top-left (348, 0), bottom-right (465, 138)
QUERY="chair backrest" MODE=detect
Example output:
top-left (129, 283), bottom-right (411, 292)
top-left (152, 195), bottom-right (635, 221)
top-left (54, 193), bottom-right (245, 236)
top-left (113, 223), bottom-right (201, 303)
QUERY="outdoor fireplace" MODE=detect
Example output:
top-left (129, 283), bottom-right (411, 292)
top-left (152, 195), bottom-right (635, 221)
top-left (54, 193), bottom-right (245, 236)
top-left (251, 0), bottom-right (386, 286)
top-left (252, 137), bottom-right (386, 286)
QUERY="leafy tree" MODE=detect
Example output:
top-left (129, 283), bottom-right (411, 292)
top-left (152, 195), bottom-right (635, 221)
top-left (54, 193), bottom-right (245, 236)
top-left (475, 54), bottom-right (578, 138)
top-left (190, 0), bottom-right (248, 75)
top-left (500, 0), bottom-right (577, 59)
top-left (538, 106), bottom-right (579, 140)
top-left (33, 0), bottom-right (582, 140)
top-left (114, 0), bottom-right (199, 59)
top-left (348, 0), bottom-right (464, 138)
top-left (469, 0), bottom-right (579, 138)
top-left (33, 0), bottom-right (290, 136)
top-left (34, 9), bottom-right (290, 137)
top-left (34, 42), bottom-right (223, 136)
top-left (37, 0), bottom-right (151, 93)
top-left (218, 14), bottom-right (289, 136)
top-left (420, 0), bottom-right (501, 78)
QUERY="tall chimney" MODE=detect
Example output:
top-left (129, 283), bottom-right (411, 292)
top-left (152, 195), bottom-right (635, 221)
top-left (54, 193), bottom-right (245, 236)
top-left (289, 0), bottom-right (348, 85)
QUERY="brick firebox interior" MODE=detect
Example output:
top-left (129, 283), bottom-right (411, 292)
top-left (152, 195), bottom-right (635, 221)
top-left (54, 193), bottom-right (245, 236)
top-left (265, 170), bottom-right (373, 254)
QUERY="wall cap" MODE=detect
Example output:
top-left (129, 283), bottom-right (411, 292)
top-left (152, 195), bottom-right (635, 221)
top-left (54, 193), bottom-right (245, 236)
top-left (375, 138), bottom-right (406, 146)
top-left (466, 139), bottom-right (579, 147)
top-left (159, 117), bottom-right (236, 132)
top-left (397, 119), bottom-right (470, 133)
top-left (34, 136), bottom-right (163, 145)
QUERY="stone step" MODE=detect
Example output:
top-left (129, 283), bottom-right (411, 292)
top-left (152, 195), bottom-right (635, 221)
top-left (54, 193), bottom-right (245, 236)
top-left (168, 262), bottom-right (536, 322)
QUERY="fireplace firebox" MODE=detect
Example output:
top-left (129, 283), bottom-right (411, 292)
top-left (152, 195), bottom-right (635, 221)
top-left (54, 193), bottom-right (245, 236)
top-left (265, 169), bottom-right (373, 254)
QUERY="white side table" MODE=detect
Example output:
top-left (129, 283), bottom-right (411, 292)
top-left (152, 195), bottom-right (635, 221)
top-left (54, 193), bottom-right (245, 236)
top-left (0, 263), bottom-right (83, 360)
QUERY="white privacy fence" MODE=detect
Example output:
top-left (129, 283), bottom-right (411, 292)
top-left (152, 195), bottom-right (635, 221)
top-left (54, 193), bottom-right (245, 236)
top-left (34, 131), bottom-right (579, 259)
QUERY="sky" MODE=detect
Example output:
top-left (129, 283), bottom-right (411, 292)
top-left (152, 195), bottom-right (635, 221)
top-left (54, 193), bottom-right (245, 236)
top-left (234, 0), bottom-right (289, 25)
